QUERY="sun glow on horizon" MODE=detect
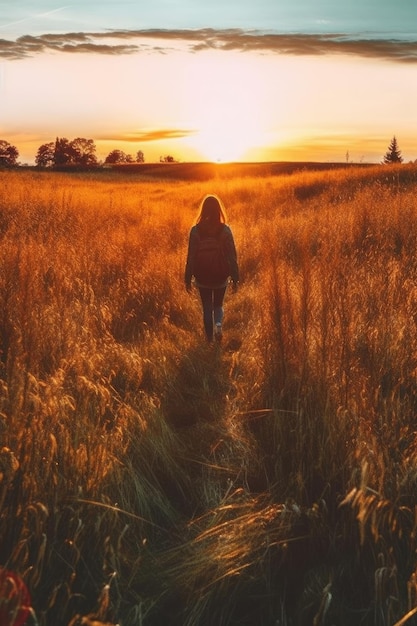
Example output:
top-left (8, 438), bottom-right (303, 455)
top-left (180, 50), bottom-right (272, 163)
top-left (187, 121), bottom-right (268, 163)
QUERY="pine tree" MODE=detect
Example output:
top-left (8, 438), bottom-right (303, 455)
top-left (383, 136), bottom-right (403, 164)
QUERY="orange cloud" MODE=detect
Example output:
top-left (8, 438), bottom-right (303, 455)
top-left (98, 129), bottom-right (196, 142)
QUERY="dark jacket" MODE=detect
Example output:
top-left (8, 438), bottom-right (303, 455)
top-left (185, 223), bottom-right (239, 288)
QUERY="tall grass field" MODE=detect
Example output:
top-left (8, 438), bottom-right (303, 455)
top-left (1, 163), bottom-right (417, 625)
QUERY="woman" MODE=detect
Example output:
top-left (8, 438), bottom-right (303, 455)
top-left (185, 195), bottom-right (239, 343)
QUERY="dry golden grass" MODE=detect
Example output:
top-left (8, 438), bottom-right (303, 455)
top-left (0, 163), bottom-right (417, 624)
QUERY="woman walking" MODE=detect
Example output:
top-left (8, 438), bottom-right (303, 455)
top-left (185, 195), bottom-right (239, 343)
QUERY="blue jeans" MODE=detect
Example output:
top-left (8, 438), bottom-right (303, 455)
top-left (198, 286), bottom-right (226, 341)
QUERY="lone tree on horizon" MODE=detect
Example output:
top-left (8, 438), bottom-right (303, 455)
top-left (383, 136), bottom-right (403, 164)
top-left (0, 140), bottom-right (19, 167)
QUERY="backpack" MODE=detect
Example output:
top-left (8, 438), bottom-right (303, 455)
top-left (194, 227), bottom-right (230, 285)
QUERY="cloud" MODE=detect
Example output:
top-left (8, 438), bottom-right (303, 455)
top-left (0, 32), bottom-right (139, 59)
top-left (98, 129), bottom-right (196, 142)
top-left (1, 28), bottom-right (417, 63)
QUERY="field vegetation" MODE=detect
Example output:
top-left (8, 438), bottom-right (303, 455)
top-left (1, 163), bottom-right (417, 624)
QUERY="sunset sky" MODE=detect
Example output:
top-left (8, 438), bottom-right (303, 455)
top-left (1, 0), bottom-right (417, 164)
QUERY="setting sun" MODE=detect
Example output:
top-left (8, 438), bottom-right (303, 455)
top-left (188, 119), bottom-right (265, 163)
top-left (182, 50), bottom-right (270, 162)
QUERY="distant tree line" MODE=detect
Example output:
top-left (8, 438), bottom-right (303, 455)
top-left (0, 135), bottom-right (411, 168)
top-left (35, 138), bottom-right (147, 168)
top-left (0, 137), bottom-right (180, 168)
